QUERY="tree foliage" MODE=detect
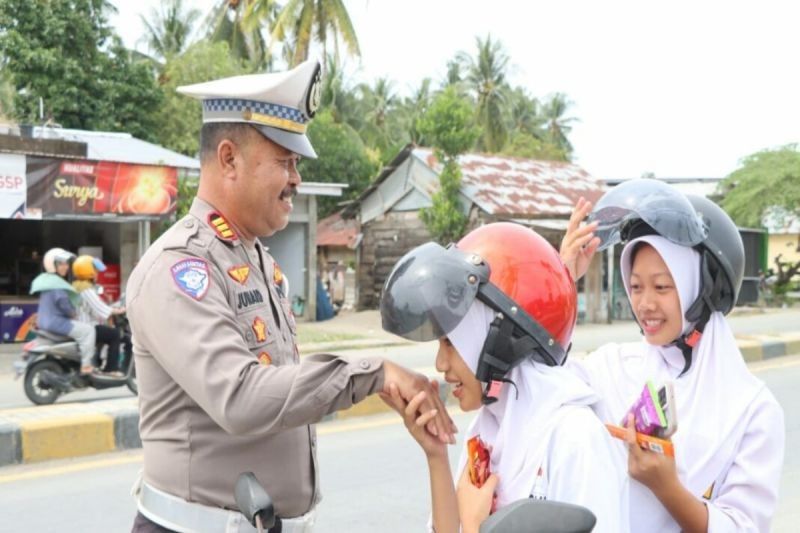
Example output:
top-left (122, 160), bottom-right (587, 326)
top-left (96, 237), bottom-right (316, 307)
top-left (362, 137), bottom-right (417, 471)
top-left (298, 110), bottom-right (379, 217)
top-left (152, 41), bottom-right (247, 156)
top-left (720, 145), bottom-right (800, 228)
top-left (0, 0), bottom-right (161, 140)
top-left (269, 0), bottom-right (360, 67)
top-left (140, 0), bottom-right (201, 61)
top-left (418, 88), bottom-right (481, 244)
top-left (459, 35), bottom-right (510, 153)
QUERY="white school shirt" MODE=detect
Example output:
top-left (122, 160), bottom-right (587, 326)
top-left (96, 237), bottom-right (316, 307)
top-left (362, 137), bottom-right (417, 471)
top-left (536, 405), bottom-right (629, 533)
top-left (569, 345), bottom-right (784, 532)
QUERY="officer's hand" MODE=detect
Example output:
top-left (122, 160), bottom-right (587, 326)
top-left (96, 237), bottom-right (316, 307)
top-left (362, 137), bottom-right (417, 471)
top-left (380, 382), bottom-right (447, 459)
top-left (382, 361), bottom-right (457, 445)
top-left (560, 197), bottom-right (600, 281)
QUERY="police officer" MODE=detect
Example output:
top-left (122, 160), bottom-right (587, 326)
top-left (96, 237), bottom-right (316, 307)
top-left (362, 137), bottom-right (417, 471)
top-left (127, 59), bottom-right (455, 533)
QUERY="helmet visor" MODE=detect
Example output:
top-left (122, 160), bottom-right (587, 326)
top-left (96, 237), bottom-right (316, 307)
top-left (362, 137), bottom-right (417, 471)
top-left (380, 242), bottom-right (489, 342)
top-left (587, 178), bottom-right (708, 251)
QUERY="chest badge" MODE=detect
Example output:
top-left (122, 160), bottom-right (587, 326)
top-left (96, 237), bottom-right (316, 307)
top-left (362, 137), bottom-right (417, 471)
top-left (252, 317), bottom-right (268, 343)
top-left (227, 264), bottom-right (250, 285)
top-left (258, 352), bottom-right (272, 366)
top-left (273, 263), bottom-right (286, 296)
top-left (170, 259), bottom-right (210, 300)
top-left (208, 212), bottom-right (237, 241)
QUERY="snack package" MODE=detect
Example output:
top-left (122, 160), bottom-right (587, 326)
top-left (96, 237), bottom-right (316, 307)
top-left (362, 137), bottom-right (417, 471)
top-left (621, 380), bottom-right (667, 436)
top-left (467, 436), bottom-right (491, 487)
top-left (466, 435), bottom-right (498, 513)
top-left (605, 424), bottom-right (675, 457)
top-left (655, 382), bottom-right (678, 439)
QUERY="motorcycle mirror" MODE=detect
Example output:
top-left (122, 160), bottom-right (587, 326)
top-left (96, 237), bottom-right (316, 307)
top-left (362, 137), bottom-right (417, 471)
top-left (480, 499), bottom-right (597, 533)
top-left (234, 472), bottom-right (277, 531)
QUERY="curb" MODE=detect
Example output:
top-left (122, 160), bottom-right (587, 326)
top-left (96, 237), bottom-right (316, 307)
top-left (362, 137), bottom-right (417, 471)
top-left (2, 335), bottom-right (799, 468)
top-left (0, 399), bottom-right (138, 467)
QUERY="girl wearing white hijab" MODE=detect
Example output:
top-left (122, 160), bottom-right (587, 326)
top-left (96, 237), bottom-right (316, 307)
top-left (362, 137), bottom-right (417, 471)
top-left (561, 195), bottom-right (785, 532)
top-left (380, 223), bottom-right (629, 533)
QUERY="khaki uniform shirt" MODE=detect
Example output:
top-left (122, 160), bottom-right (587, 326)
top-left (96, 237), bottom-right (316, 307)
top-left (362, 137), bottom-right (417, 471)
top-left (127, 198), bottom-right (384, 517)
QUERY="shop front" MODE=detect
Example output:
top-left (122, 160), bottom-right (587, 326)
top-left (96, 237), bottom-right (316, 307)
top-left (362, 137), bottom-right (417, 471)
top-left (0, 127), bottom-right (198, 341)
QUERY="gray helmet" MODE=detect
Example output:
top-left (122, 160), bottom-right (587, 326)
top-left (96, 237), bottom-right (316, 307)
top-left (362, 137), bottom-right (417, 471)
top-left (588, 178), bottom-right (708, 251)
top-left (685, 194), bottom-right (744, 316)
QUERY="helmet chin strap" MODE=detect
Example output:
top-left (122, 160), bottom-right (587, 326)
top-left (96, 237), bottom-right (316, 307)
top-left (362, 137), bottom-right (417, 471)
top-left (671, 249), bottom-right (722, 376)
top-left (475, 311), bottom-right (562, 405)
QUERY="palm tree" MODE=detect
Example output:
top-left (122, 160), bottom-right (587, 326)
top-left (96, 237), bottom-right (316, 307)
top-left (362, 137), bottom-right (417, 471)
top-left (404, 77), bottom-right (432, 145)
top-left (207, 0), bottom-right (273, 69)
top-left (140, 0), bottom-right (201, 61)
top-left (458, 35), bottom-right (510, 153)
top-left (320, 54), bottom-right (360, 127)
top-left (506, 87), bottom-right (544, 139)
top-left (267, 0), bottom-right (360, 68)
top-left (541, 92), bottom-right (578, 157)
top-left (358, 77), bottom-right (402, 156)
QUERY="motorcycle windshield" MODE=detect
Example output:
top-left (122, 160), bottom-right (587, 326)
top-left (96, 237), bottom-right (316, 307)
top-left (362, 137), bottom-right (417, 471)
top-left (587, 178), bottom-right (708, 251)
top-left (380, 242), bottom-right (489, 342)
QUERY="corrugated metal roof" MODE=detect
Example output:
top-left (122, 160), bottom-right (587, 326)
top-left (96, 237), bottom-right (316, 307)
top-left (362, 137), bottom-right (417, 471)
top-left (32, 126), bottom-right (199, 169)
top-left (413, 148), bottom-right (605, 218)
top-left (316, 211), bottom-right (360, 247)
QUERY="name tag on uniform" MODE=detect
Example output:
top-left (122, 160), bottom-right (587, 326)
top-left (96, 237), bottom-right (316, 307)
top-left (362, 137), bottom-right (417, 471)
top-left (237, 289), bottom-right (264, 309)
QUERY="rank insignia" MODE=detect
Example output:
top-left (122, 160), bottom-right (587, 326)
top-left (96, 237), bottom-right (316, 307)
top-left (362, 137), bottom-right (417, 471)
top-left (227, 264), bottom-right (250, 285)
top-left (273, 263), bottom-right (284, 286)
top-left (258, 352), bottom-right (272, 366)
top-left (208, 212), bottom-right (236, 241)
top-left (170, 259), bottom-right (210, 300)
top-left (252, 317), bottom-right (267, 343)
top-left (702, 483), bottom-right (714, 500)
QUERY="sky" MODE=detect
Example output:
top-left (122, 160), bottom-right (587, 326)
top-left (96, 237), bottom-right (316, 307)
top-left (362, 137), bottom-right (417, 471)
top-left (111, 0), bottom-right (800, 180)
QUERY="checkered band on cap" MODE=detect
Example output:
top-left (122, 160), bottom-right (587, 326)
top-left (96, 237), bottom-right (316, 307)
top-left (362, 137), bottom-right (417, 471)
top-left (203, 98), bottom-right (308, 133)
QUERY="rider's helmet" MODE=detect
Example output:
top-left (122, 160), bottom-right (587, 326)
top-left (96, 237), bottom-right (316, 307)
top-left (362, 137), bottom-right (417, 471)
top-left (587, 179), bottom-right (744, 372)
top-left (72, 255), bottom-right (107, 281)
top-left (43, 248), bottom-right (76, 274)
top-left (381, 222), bottom-right (577, 403)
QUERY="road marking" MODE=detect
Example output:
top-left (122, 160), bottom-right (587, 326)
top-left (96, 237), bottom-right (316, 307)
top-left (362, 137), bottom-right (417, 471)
top-left (750, 354), bottom-right (800, 373)
top-left (0, 453), bottom-right (142, 484)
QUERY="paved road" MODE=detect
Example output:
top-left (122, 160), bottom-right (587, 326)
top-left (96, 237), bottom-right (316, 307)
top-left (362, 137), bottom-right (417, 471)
top-left (0, 355), bottom-right (798, 532)
top-left (2, 308), bottom-right (798, 408)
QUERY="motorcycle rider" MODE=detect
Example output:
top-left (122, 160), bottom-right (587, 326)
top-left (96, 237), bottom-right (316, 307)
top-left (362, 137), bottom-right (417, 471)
top-left (72, 255), bottom-right (126, 376)
top-left (30, 248), bottom-right (96, 374)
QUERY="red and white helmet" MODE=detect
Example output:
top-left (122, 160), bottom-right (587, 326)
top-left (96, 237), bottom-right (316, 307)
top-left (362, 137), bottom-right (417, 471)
top-left (381, 222), bottom-right (577, 401)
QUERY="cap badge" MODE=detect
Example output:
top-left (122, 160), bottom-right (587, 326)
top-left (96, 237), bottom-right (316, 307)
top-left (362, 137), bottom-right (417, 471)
top-left (208, 212), bottom-right (237, 241)
top-left (305, 63), bottom-right (322, 118)
top-left (227, 265), bottom-right (250, 285)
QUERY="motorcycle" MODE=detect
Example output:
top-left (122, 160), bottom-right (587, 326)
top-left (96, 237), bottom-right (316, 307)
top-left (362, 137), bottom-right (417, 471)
top-left (233, 473), bottom-right (597, 533)
top-left (13, 310), bottom-right (136, 406)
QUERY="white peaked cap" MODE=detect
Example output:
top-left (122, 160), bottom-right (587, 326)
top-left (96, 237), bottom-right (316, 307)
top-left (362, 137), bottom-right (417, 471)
top-left (177, 59), bottom-right (322, 159)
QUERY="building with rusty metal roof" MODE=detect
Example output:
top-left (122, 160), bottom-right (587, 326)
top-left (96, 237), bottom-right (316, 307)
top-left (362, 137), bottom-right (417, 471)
top-left (342, 144), bottom-right (607, 310)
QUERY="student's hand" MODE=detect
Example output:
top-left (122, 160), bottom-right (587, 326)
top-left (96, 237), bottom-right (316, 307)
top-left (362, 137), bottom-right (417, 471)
top-left (380, 382), bottom-right (448, 460)
top-left (456, 465), bottom-right (499, 533)
top-left (383, 361), bottom-right (457, 444)
top-left (560, 197), bottom-right (601, 281)
top-left (625, 414), bottom-right (678, 492)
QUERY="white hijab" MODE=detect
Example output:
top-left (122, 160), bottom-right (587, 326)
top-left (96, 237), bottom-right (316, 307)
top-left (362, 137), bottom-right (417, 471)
top-left (448, 300), bottom-right (599, 508)
top-left (606, 235), bottom-right (765, 528)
